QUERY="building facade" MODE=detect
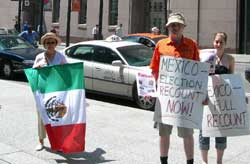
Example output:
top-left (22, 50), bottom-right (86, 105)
top-left (0, 1), bottom-right (19, 29)
top-left (3, 0), bottom-right (250, 53)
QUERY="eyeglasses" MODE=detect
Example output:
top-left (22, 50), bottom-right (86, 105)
top-left (45, 42), bottom-right (56, 45)
top-left (169, 23), bottom-right (183, 27)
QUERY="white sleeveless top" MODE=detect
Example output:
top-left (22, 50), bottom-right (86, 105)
top-left (33, 51), bottom-right (67, 68)
top-left (216, 53), bottom-right (230, 69)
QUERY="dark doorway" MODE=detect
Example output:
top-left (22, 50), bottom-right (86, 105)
top-left (130, 0), bottom-right (148, 33)
top-left (239, 0), bottom-right (250, 54)
top-left (129, 0), bottom-right (166, 34)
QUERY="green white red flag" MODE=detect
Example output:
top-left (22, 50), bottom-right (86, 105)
top-left (25, 63), bottom-right (86, 153)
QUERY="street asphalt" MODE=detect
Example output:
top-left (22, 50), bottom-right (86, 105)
top-left (0, 52), bottom-right (250, 164)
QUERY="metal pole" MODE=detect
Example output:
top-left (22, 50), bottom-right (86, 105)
top-left (66, 0), bottom-right (72, 47)
top-left (128, 0), bottom-right (132, 34)
top-left (98, 0), bottom-right (103, 40)
top-left (39, 0), bottom-right (44, 39)
top-left (236, 0), bottom-right (240, 53)
top-left (244, 0), bottom-right (247, 53)
top-left (164, 0), bottom-right (168, 35)
top-left (197, 0), bottom-right (200, 45)
top-left (18, 0), bottom-right (22, 32)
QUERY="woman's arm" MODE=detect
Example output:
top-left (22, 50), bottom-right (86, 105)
top-left (33, 53), bottom-right (46, 68)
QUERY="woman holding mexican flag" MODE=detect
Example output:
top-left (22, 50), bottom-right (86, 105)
top-left (33, 32), bottom-right (67, 151)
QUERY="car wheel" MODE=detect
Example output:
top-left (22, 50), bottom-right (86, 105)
top-left (133, 84), bottom-right (156, 110)
top-left (2, 61), bottom-right (14, 79)
top-left (245, 68), bottom-right (250, 83)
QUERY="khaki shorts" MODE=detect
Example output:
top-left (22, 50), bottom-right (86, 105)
top-left (37, 111), bottom-right (46, 139)
top-left (159, 123), bottom-right (193, 138)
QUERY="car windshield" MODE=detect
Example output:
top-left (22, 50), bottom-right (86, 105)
top-left (117, 45), bottom-right (153, 66)
top-left (0, 29), bottom-right (7, 35)
top-left (7, 29), bottom-right (18, 35)
top-left (122, 36), bottom-right (139, 42)
top-left (0, 37), bottom-right (33, 50)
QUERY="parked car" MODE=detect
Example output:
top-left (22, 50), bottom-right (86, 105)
top-left (245, 68), bottom-right (250, 83)
top-left (0, 27), bottom-right (18, 35)
top-left (62, 40), bottom-right (156, 110)
top-left (0, 28), bottom-right (8, 35)
top-left (122, 33), bottom-right (167, 49)
top-left (0, 35), bottom-right (44, 78)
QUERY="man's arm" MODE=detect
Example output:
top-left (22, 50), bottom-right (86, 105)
top-left (18, 31), bottom-right (25, 38)
top-left (193, 41), bottom-right (200, 61)
top-left (150, 44), bottom-right (160, 80)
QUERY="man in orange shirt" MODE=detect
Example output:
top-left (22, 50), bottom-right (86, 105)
top-left (150, 12), bottom-right (199, 164)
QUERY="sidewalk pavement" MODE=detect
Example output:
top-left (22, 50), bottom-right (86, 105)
top-left (231, 54), bottom-right (250, 64)
top-left (2, 77), bottom-right (250, 163)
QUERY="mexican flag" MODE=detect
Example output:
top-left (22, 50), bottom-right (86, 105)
top-left (25, 63), bottom-right (86, 153)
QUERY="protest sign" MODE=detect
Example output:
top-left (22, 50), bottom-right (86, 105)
top-left (136, 72), bottom-right (157, 97)
top-left (154, 56), bottom-right (209, 129)
top-left (200, 49), bottom-right (216, 74)
top-left (202, 74), bottom-right (250, 137)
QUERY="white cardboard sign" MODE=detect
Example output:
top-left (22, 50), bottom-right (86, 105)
top-left (202, 74), bottom-right (250, 137)
top-left (154, 56), bottom-right (209, 129)
top-left (136, 72), bottom-right (157, 97)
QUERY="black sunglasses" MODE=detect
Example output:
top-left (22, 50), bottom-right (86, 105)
top-left (169, 23), bottom-right (183, 27)
top-left (45, 42), bottom-right (56, 45)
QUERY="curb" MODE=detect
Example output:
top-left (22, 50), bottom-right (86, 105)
top-left (231, 54), bottom-right (250, 64)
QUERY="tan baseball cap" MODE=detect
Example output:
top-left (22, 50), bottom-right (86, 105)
top-left (166, 12), bottom-right (186, 27)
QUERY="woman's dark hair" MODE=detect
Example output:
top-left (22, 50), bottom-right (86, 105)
top-left (214, 32), bottom-right (227, 43)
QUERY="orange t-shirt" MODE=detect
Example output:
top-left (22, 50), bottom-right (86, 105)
top-left (150, 36), bottom-right (200, 79)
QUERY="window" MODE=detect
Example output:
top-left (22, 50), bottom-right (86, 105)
top-left (65, 45), bottom-right (94, 61)
top-left (152, 18), bottom-right (162, 30)
top-left (52, 0), bottom-right (60, 22)
top-left (0, 37), bottom-right (33, 50)
top-left (117, 45), bottom-right (153, 66)
top-left (153, 2), bottom-right (157, 12)
top-left (122, 36), bottom-right (140, 42)
top-left (149, 2), bottom-right (152, 12)
top-left (79, 0), bottom-right (87, 24)
top-left (93, 47), bottom-right (121, 64)
top-left (109, 0), bottom-right (118, 25)
top-left (158, 2), bottom-right (163, 12)
top-left (138, 38), bottom-right (154, 48)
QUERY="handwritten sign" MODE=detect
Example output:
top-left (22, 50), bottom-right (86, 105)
top-left (154, 56), bottom-right (209, 129)
top-left (202, 74), bottom-right (250, 137)
top-left (136, 72), bottom-right (157, 97)
top-left (200, 49), bottom-right (216, 74)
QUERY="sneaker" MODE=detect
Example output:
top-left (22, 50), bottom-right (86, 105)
top-left (35, 143), bottom-right (44, 151)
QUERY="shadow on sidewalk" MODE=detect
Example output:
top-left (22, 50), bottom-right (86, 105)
top-left (45, 147), bottom-right (115, 163)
